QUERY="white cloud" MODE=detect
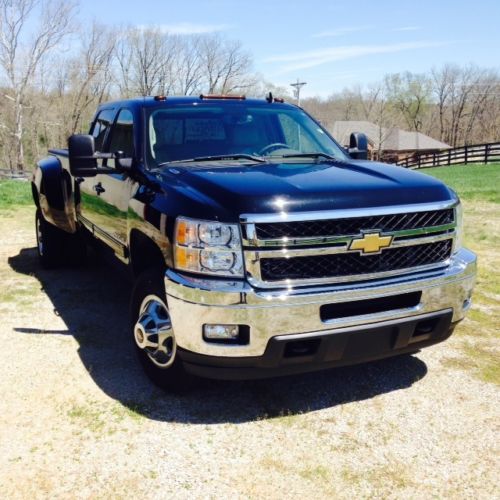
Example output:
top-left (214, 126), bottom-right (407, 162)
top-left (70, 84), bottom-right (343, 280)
top-left (138, 22), bottom-right (229, 35)
top-left (393, 26), bottom-right (422, 32)
top-left (312, 26), bottom-right (372, 38)
top-left (264, 41), bottom-right (447, 74)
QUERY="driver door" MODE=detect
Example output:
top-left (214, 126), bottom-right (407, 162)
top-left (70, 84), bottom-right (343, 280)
top-left (78, 108), bottom-right (137, 262)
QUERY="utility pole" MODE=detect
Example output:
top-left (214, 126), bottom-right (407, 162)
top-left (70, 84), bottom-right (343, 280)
top-left (290, 78), bottom-right (307, 106)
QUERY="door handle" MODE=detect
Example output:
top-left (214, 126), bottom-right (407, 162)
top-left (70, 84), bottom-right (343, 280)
top-left (93, 182), bottom-right (105, 195)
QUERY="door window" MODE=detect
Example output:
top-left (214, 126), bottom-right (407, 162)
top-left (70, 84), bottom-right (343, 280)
top-left (108, 109), bottom-right (134, 158)
top-left (90, 109), bottom-right (115, 152)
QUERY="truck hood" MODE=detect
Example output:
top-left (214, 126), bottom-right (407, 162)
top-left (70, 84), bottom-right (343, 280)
top-left (157, 159), bottom-right (455, 221)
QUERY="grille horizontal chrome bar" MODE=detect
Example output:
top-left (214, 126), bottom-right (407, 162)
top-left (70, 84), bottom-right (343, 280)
top-left (240, 200), bottom-right (458, 224)
top-left (244, 223), bottom-right (455, 249)
top-left (241, 201), bottom-right (458, 248)
top-left (250, 231), bottom-right (454, 259)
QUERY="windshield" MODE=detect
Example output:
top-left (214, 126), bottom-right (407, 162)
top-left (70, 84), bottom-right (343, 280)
top-left (146, 103), bottom-right (348, 166)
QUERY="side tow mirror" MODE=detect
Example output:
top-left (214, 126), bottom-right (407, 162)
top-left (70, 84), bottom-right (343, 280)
top-left (114, 151), bottom-right (134, 172)
top-left (68, 134), bottom-right (97, 177)
top-left (348, 132), bottom-right (368, 160)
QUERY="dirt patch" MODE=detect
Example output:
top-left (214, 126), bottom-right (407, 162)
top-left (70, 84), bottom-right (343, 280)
top-left (0, 206), bottom-right (499, 499)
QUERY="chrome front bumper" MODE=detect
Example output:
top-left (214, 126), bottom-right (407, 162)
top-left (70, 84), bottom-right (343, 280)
top-left (164, 248), bottom-right (476, 358)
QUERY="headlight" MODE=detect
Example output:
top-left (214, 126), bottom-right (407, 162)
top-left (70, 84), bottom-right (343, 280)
top-left (174, 217), bottom-right (244, 277)
top-left (454, 201), bottom-right (463, 253)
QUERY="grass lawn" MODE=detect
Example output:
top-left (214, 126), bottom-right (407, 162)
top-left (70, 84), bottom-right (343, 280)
top-left (1, 164), bottom-right (498, 385)
top-left (418, 162), bottom-right (500, 204)
top-left (420, 163), bottom-right (499, 385)
top-left (0, 178), bottom-right (33, 210)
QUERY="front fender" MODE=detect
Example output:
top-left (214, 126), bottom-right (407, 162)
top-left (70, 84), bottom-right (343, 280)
top-left (33, 155), bottom-right (76, 233)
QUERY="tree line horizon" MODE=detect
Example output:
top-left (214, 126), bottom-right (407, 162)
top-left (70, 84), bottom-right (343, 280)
top-left (1, 0), bottom-right (498, 172)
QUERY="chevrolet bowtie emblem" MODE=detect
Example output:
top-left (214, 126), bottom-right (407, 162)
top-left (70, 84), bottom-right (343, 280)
top-left (349, 232), bottom-right (393, 254)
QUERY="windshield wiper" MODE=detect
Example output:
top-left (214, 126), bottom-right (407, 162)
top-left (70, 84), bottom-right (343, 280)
top-left (160, 154), bottom-right (266, 166)
top-left (277, 152), bottom-right (338, 161)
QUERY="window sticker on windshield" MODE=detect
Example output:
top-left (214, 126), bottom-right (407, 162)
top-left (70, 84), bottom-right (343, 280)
top-left (186, 119), bottom-right (225, 141)
top-left (157, 119), bottom-right (183, 144)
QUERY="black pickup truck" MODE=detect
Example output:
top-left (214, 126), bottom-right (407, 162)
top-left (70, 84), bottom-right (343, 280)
top-left (32, 94), bottom-right (476, 389)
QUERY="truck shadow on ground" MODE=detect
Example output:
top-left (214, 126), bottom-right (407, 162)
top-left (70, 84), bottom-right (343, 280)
top-left (9, 247), bottom-right (428, 424)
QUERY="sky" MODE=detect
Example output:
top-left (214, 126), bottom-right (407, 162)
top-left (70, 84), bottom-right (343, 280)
top-left (77, 0), bottom-right (500, 98)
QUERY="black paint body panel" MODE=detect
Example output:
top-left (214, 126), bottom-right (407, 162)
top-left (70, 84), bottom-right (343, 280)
top-left (33, 96), bottom-right (457, 259)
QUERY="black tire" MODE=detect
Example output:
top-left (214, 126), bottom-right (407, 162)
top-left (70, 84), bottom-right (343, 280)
top-left (65, 229), bottom-right (87, 267)
top-left (36, 210), bottom-right (87, 268)
top-left (35, 209), bottom-right (65, 268)
top-left (130, 269), bottom-right (194, 392)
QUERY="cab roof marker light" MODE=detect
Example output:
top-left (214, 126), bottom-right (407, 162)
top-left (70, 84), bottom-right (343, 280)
top-left (199, 94), bottom-right (246, 100)
top-left (154, 95), bottom-right (167, 101)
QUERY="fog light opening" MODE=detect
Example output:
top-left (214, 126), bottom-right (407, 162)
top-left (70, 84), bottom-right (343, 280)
top-left (284, 339), bottom-right (320, 358)
top-left (203, 324), bottom-right (250, 345)
top-left (409, 318), bottom-right (438, 343)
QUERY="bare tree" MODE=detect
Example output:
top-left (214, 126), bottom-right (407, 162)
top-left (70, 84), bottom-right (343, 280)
top-left (338, 88), bottom-right (362, 121)
top-left (302, 88), bottom-right (362, 130)
top-left (472, 77), bottom-right (500, 143)
top-left (385, 72), bottom-right (430, 132)
top-left (359, 83), bottom-right (398, 158)
top-left (246, 78), bottom-right (292, 100)
top-left (430, 64), bottom-right (500, 146)
top-left (196, 34), bottom-right (255, 94)
top-left (303, 64), bottom-right (500, 150)
top-left (171, 36), bottom-right (204, 95)
top-left (129, 28), bottom-right (165, 96)
top-left (0, 0), bottom-right (74, 171)
top-left (66, 22), bottom-right (116, 134)
top-left (449, 66), bottom-right (474, 146)
top-left (431, 64), bottom-right (454, 142)
top-left (117, 27), bottom-right (178, 97)
top-left (114, 30), bottom-right (134, 97)
top-left (114, 29), bottom-right (256, 98)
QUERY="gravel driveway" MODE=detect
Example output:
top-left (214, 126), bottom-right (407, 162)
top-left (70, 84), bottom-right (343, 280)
top-left (1, 207), bottom-right (498, 499)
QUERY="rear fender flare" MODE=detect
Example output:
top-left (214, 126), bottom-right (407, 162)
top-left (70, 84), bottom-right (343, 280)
top-left (34, 156), bottom-right (76, 233)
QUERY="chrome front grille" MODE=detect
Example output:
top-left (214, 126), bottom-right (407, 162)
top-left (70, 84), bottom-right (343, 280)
top-left (254, 209), bottom-right (454, 240)
top-left (241, 202), bottom-right (458, 289)
top-left (260, 240), bottom-right (453, 282)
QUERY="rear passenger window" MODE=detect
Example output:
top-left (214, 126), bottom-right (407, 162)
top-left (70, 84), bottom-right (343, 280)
top-left (108, 109), bottom-right (134, 157)
top-left (90, 109), bottom-right (115, 151)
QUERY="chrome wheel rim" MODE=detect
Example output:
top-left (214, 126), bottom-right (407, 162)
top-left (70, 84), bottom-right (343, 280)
top-left (134, 295), bottom-right (176, 368)
top-left (36, 215), bottom-right (44, 256)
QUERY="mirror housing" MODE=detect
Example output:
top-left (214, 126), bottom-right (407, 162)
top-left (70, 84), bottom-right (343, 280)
top-left (348, 132), bottom-right (368, 160)
top-left (68, 136), bottom-right (133, 176)
top-left (114, 151), bottom-right (133, 171)
top-left (68, 134), bottom-right (98, 177)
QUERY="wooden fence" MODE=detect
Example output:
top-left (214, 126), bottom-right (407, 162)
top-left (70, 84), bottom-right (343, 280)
top-left (0, 168), bottom-right (30, 180)
top-left (397, 142), bottom-right (500, 169)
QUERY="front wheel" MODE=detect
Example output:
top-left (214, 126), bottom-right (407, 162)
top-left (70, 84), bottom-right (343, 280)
top-left (36, 210), bottom-right (87, 268)
top-left (130, 269), bottom-right (193, 391)
top-left (36, 209), bottom-right (64, 268)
